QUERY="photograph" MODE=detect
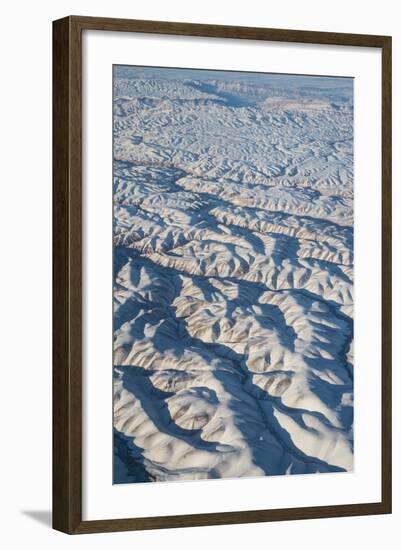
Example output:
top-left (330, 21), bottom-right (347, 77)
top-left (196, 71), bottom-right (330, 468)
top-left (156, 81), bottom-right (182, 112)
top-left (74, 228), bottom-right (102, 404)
top-left (112, 65), bottom-right (355, 484)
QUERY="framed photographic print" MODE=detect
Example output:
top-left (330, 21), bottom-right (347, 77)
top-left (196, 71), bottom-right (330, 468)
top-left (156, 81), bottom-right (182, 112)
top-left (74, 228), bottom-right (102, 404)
top-left (53, 16), bottom-right (392, 534)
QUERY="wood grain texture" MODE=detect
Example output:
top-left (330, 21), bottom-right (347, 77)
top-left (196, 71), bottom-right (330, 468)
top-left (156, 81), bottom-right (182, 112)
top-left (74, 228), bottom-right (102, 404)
top-left (70, 15), bottom-right (388, 47)
top-left (52, 15), bottom-right (392, 534)
top-left (381, 36), bottom-right (392, 514)
top-left (52, 16), bottom-right (82, 534)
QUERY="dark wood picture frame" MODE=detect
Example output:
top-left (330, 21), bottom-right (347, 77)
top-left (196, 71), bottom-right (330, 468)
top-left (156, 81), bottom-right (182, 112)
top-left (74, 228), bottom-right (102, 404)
top-left (53, 15), bottom-right (392, 534)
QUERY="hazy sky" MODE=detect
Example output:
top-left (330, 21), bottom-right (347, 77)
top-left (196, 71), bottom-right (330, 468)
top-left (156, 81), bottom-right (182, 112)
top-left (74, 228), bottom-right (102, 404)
top-left (114, 64), bottom-right (353, 93)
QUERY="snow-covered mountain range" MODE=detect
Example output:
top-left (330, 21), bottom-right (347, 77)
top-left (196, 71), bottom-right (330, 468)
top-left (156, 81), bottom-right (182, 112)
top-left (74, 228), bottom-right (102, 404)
top-left (113, 66), bottom-right (354, 483)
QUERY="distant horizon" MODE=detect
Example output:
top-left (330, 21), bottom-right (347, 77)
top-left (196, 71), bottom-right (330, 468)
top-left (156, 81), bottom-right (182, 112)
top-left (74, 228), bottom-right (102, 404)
top-left (114, 64), bottom-right (353, 91)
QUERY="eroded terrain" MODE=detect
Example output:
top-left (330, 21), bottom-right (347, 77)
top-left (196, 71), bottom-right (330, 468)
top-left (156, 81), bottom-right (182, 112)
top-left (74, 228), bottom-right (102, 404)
top-left (113, 67), bottom-right (354, 483)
